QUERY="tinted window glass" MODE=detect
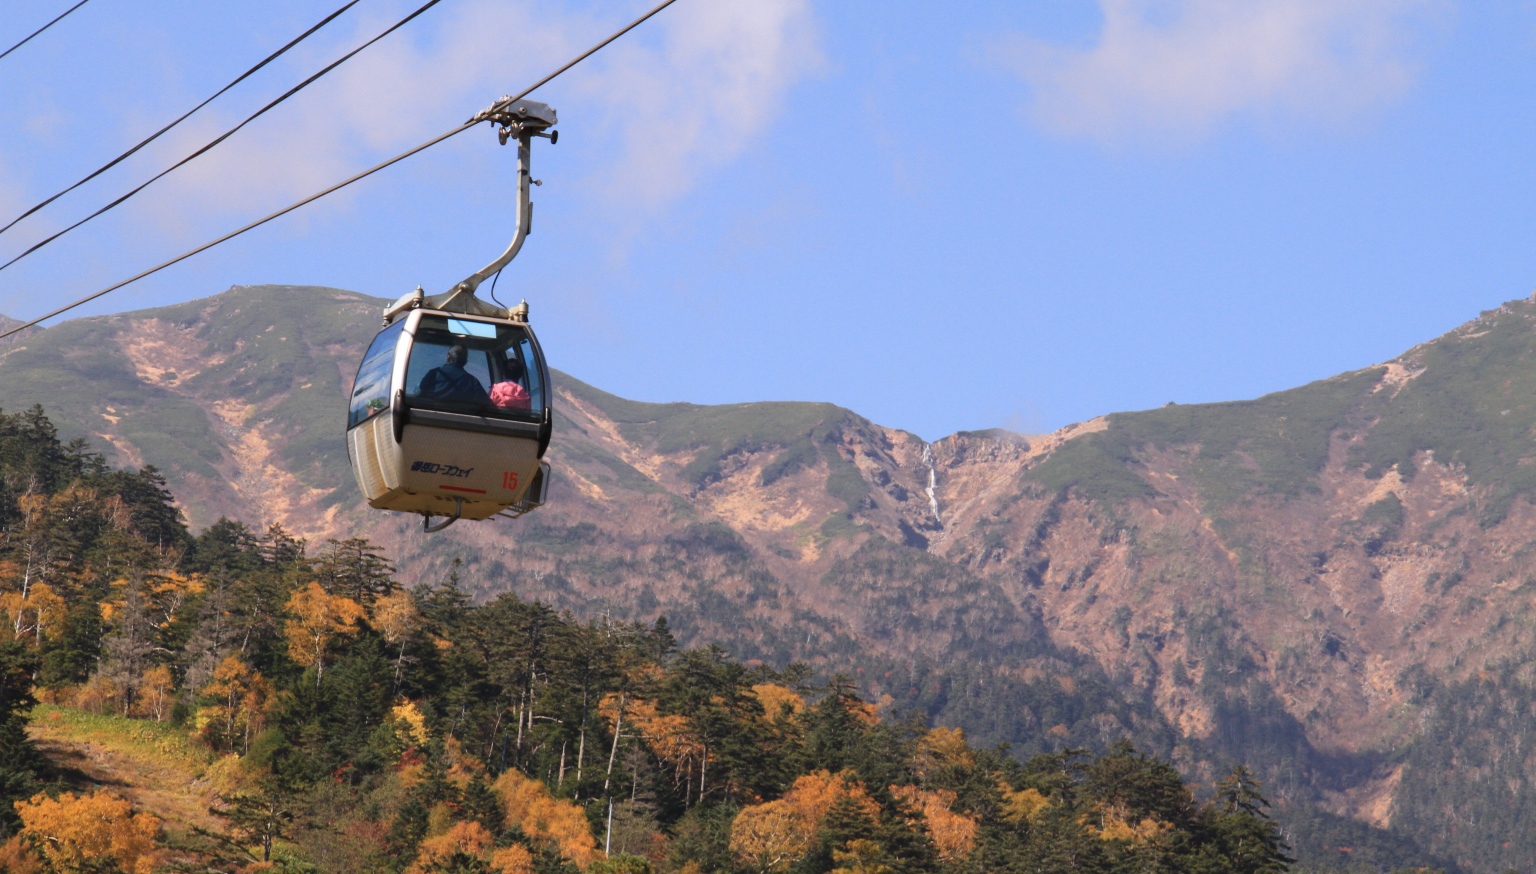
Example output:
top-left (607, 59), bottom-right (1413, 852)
top-left (405, 316), bottom-right (540, 420)
top-left (520, 337), bottom-right (545, 413)
top-left (348, 321), bottom-right (403, 429)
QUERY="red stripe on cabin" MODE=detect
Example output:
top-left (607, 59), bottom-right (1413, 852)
top-left (439, 485), bottom-right (487, 494)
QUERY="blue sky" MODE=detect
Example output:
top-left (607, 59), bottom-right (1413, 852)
top-left (2, 0), bottom-right (1535, 440)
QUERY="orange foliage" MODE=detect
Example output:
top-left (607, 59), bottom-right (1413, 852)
top-left (601, 694), bottom-right (705, 777)
top-left (0, 835), bottom-right (44, 873)
top-left (101, 572), bottom-right (203, 629)
top-left (730, 771), bottom-right (879, 872)
top-left (444, 736), bottom-right (487, 788)
top-left (751, 684), bottom-right (805, 722)
top-left (890, 785), bottom-right (977, 860)
top-left (489, 844), bottom-right (536, 874)
top-left (407, 820), bottom-right (495, 874)
top-left (284, 582), bottom-right (365, 680)
top-left (14, 790), bottom-right (162, 874)
top-left (492, 768), bottom-right (601, 867)
top-left (850, 699), bottom-right (881, 727)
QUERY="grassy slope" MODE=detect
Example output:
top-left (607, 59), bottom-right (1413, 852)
top-left (27, 704), bottom-right (217, 836)
top-left (1026, 297), bottom-right (1536, 525)
top-left (0, 285), bottom-right (386, 497)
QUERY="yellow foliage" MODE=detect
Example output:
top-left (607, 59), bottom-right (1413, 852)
top-left (730, 771), bottom-right (880, 873)
top-left (1000, 786), bottom-right (1050, 824)
top-left (372, 589), bottom-right (418, 644)
top-left (15, 790), bottom-right (162, 874)
top-left (731, 802), bottom-right (809, 873)
top-left (407, 820), bottom-right (495, 874)
top-left (284, 581), bottom-right (365, 676)
top-left (752, 684), bottom-right (805, 722)
top-left (2, 582), bottom-right (66, 644)
top-left (912, 727), bottom-right (975, 782)
top-left (195, 655), bottom-right (274, 753)
top-left (889, 786), bottom-right (977, 861)
top-left (390, 700), bottom-right (431, 747)
top-left (134, 665), bottom-right (174, 722)
top-left (205, 754), bottom-right (252, 796)
top-left (72, 674), bottom-right (121, 715)
top-left (832, 838), bottom-right (893, 874)
top-left (1087, 805), bottom-right (1173, 844)
top-left (100, 572), bottom-right (203, 632)
top-left (143, 572), bottom-right (204, 628)
top-left (492, 768), bottom-right (601, 868)
top-left (426, 802), bottom-right (455, 839)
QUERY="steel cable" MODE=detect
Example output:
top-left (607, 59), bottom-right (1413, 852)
top-left (0, 0), bottom-right (681, 340)
top-left (0, 0), bottom-right (363, 238)
top-left (0, 0), bottom-right (445, 277)
top-left (0, 0), bottom-right (92, 63)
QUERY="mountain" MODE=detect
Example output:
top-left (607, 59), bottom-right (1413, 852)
top-left (7, 284), bottom-right (1536, 871)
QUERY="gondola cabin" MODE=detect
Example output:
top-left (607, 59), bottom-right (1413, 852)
top-left (345, 97), bottom-right (558, 530)
top-left (347, 303), bottom-right (551, 525)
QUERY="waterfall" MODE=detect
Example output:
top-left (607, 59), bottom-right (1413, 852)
top-left (922, 443), bottom-right (942, 526)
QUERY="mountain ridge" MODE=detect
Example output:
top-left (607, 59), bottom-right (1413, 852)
top-left (6, 284), bottom-right (1536, 870)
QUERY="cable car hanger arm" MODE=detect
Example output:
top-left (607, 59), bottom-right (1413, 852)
top-left (383, 99), bottom-right (557, 324)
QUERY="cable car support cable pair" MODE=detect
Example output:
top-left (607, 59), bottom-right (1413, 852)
top-left (0, 0), bottom-right (445, 277)
top-left (0, 0), bottom-right (364, 238)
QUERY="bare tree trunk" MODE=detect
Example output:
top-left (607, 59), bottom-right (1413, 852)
top-left (603, 692), bottom-right (626, 795)
top-left (515, 689), bottom-right (527, 762)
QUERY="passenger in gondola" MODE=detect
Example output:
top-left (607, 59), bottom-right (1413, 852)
top-left (419, 345), bottom-right (491, 403)
top-left (491, 355), bottom-right (531, 411)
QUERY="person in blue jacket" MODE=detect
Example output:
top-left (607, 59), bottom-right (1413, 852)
top-left (418, 345), bottom-right (490, 403)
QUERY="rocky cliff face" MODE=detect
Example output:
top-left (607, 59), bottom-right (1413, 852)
top-left (9, 284), bottom-right (1536, 870)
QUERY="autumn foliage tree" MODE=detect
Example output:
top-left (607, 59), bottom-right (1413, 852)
top-left (195, 654), bottom-right (274, 753)
top-left (284, 581), bottom-right (365, 684)
top-left (493, 767), bottom-right (601, 867)
top-left (13, 790), bottom-right (162, 873)
top-left (730, 771), bottom-right (880, 873)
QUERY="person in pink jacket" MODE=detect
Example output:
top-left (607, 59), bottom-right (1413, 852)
top-left (491, 355), bottom-right (532, 411)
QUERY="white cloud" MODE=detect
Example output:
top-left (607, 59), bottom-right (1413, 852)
top-left (142, 0), bottom-right (820, 230)
top-left (570, 0), bottom-right (822, 202)
top-left (994, 0), bottom-right (1446, 143)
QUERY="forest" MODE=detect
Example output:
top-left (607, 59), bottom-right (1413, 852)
top-left (0, 405), bottom-right (1296, 873)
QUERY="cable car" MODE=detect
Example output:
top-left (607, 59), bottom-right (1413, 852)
top-left (346, 99), bottom-right (557, 531)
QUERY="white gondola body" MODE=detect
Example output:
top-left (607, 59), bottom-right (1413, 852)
top-left (346, 308), bottom-right (550, 522)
